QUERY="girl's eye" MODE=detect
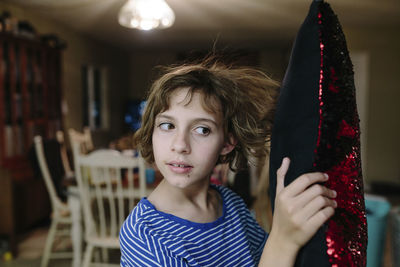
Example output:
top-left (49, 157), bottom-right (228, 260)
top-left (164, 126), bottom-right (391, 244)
top-left (159, 122), bottom-right (174, 130)
top-left (195, 126), bottom-right (211, 136)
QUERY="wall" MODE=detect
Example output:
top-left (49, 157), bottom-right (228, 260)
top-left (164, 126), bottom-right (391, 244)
top-left (344, 26), bottom-right (400, 186)
top-left (128, 51), bottom-right (177, 100)
top-left (128, 46), bottom-right (290, 100)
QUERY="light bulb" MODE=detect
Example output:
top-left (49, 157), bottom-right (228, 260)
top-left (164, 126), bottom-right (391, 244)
top-left (118, 0), bottom-right (175, 30)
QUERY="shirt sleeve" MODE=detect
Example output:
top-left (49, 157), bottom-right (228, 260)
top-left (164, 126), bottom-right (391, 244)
top-left (119, 215), bottom-right (162, 267)
top-left (240, 197), bottom-right (268, 261)
top-left (221, 185), bottom-right (268, 263)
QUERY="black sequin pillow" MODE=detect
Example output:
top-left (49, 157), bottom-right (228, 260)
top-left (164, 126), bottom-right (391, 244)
top-left (269, 1), bottom-right (367, 266)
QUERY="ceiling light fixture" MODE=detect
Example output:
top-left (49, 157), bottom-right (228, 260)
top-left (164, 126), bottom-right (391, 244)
top-left (118, 0), bottom-right (175, 31)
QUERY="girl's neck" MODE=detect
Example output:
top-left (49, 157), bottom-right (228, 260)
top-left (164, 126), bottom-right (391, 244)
top-left (148, 179), bottom-right (222, 223)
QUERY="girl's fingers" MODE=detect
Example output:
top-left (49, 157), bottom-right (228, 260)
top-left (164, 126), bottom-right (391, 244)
top-left (293, 183), bottom-right (337, 209)
top-left (283, 172), bottom-right (329, 197)
top-left (305, 206), bottom-right (335, 232)
top-left (295, 195), bottom-right (337, 222)
top-left (276, 157), bottom-right (290, 195)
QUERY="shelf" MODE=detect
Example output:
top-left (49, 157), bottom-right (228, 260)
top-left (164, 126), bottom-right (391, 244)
top-left (0, 31), bottom-right (63, 169)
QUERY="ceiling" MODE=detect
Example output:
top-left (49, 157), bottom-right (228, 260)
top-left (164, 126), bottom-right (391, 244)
top-left (5, 0), bottom-right (400, 50)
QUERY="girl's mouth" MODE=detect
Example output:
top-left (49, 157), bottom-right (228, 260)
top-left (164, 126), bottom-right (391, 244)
top-left (167, 162), bottom-right (193, 174)
top-left (171, 163), bottom-right (187, 168)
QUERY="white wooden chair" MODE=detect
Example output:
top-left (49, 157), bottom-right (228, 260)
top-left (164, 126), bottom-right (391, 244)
top-left (33, 136), bottom-right (73, 267)
top-left (56, 130), bottom-right (75, 179)
top-left (72, 144), bottom-right (147, 267)
top-left (68, 127), bottom-right (94, 155)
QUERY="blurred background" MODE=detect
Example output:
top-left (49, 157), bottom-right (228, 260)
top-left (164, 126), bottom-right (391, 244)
top-left (0, 0), bottom-right (399, 266)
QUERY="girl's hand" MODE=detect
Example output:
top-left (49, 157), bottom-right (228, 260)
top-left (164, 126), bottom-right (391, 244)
top-left (270, 157), bottom-right (337, 254)
top-left (259, 157), bottom-right (336, 266)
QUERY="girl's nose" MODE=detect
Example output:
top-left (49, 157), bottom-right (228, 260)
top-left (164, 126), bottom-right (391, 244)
top-left (171, 131), bottom-right (190, 154)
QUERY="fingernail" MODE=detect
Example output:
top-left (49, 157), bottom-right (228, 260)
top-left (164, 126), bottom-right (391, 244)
top-left (332, 190), bottom-right (337, 197)
top-left (324, 173), bottom-right (329, 179)
top-left (333, 200), bottom-right (337, 207)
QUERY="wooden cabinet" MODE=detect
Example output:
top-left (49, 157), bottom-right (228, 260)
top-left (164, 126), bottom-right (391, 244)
top-left (0, 32), bottom-right (62, 166)
top-left (0, 32), bottom-right (63, 255)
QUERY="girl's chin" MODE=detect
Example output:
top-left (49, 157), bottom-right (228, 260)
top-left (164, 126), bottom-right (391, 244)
top-left (163, 175), bottom-right (207, 189)
top-left (165, 178), bottom-right (192, 188)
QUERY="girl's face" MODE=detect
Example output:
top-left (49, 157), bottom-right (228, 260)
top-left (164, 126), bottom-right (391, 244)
top-left (152, 87), bottom-right (235, 189)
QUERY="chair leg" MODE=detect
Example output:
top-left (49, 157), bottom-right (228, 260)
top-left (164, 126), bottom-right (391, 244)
top-left (82, 243), bottom-right (94, 267)
top-left (40, 220), bottom-right (58, 267)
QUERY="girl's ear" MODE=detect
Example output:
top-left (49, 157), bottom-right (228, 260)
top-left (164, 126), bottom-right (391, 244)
top-left (220, 134), bottom-right (237, 156)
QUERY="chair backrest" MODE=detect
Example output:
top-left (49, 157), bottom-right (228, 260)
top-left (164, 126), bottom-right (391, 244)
top-left (56, 130), bottom-right (75, 179)
top-left (68, 127), bottom-right (94, 155)
top-left (33, 136), bottom-right (65, 214)
top-left (73, 147), bottom-right (147, 241)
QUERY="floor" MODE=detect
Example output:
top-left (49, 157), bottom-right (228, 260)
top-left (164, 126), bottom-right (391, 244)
top-left (0, 226), bottom-right (71, 267)
top-left (0, 225), bottom-right (121, 267)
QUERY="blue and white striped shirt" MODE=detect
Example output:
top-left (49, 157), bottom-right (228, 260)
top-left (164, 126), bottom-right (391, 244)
top-left (120, 185), bottom-right (268, 266)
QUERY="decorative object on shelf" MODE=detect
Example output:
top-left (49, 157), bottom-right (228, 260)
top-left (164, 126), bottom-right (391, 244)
top-left (40, 34), bottom-right (67, 49)
top-left (118, 0), bottom-right (175, 30)
top-left (0, 11), bottom-right (16, 33)
top-left (17, 20), bottom-right (36, 39)
top-left (0, 11), bottom-right (37, 39)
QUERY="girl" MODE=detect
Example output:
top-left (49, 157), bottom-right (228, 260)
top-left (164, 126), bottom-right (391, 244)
top-left (120, 58), bottom-right (337, 266)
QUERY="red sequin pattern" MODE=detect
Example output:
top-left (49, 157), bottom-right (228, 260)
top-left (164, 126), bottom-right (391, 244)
top-left (315, 3), bottom-right (367, 267)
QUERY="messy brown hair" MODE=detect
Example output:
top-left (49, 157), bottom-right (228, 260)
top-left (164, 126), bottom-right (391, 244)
top-left (134, 57), bottom-right (279, 171)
